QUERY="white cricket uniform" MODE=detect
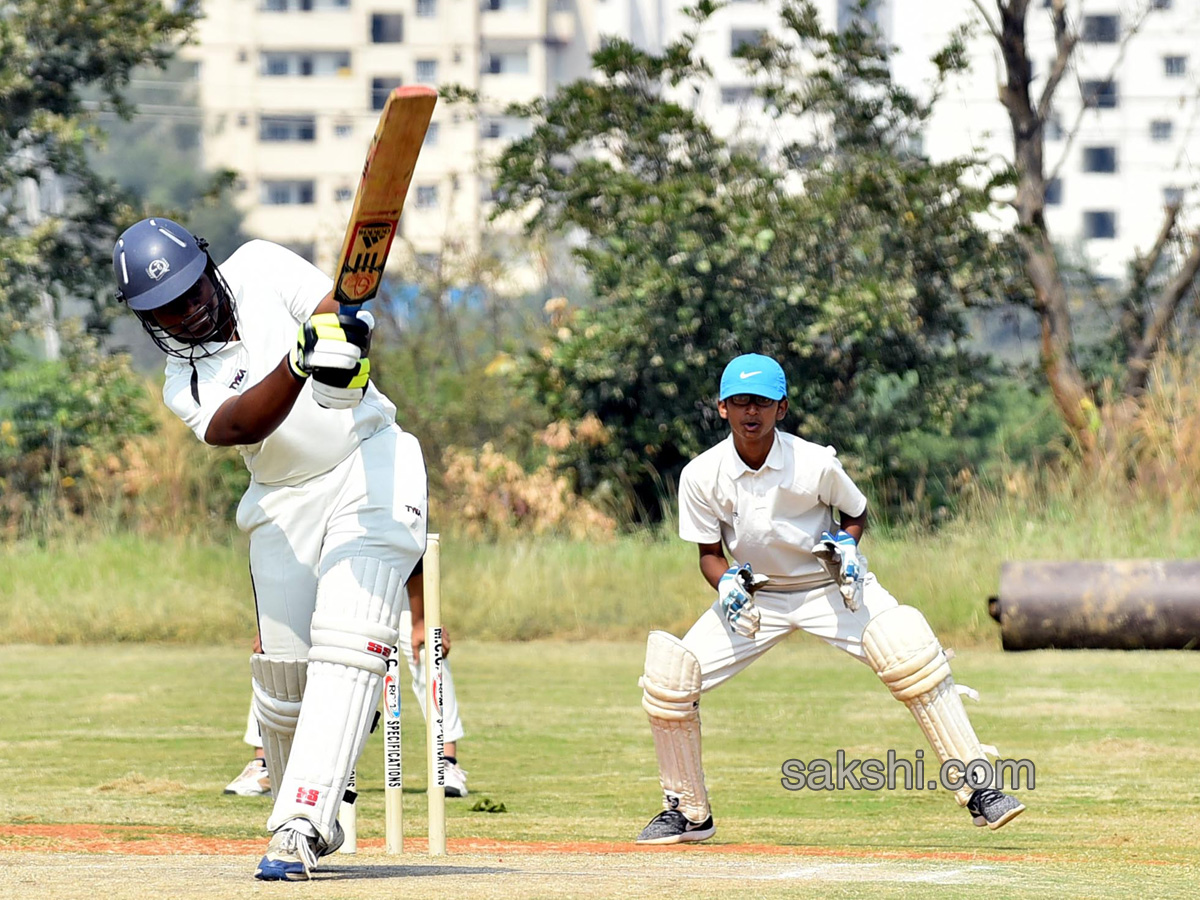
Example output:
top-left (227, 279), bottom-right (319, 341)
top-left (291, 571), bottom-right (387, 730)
top-left (677, 431), bottom-right (899, 691)
top-left (162, 240), bottom-right (427, 658)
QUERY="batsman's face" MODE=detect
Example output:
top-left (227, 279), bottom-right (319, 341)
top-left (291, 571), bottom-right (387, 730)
top-left (719, 395), bottom-right (787, 441)
top-left (152, 274), bottom-right (222, 343)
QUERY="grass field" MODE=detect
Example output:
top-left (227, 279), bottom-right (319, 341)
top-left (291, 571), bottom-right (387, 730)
top-left (1, 640), bottom-right (1198, 898)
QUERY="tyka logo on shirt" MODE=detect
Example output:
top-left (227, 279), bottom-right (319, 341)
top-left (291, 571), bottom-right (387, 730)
top-left (228, 368), bottom-right (247, 390)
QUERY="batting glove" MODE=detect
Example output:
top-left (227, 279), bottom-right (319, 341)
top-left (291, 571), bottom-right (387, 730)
top-left (718, 563), bottom-right (770, 639)
top-left (313, 357), bottom-right (371, 410)
top-left (812, 530), bottom-right (867, 612)
top-left (287, 310), bottom-right (373, 380)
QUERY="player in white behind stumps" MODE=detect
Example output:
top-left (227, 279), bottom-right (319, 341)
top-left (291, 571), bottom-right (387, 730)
top-left (113, 218), bottom-right (428, 880)
top-left (635, 353), bottom-right (1024, 845)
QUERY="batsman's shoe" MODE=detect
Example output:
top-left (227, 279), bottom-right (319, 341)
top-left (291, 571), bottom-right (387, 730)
top-left (314, 821), bottom-right (345, 859)
top-left (443, 761), bottom-right (469, 798)
top-left (223, 758), bottom-right (270, 796)
top-left (967, 788), bottom-right (1025, 830)
top-left (635, 809), bottom-right (716, 845)
top-left (254, 824), bottom-right (320, 881)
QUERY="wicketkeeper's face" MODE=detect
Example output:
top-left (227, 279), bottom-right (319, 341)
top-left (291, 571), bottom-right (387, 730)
top-left (718, 395), bottom-right (787, 441)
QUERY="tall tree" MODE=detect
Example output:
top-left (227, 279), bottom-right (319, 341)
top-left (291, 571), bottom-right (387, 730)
top-left (493, 2), bottom-right (1023, 518)
top-left (973, 0), bottom-right (1200, 460)
top-left (0, 0), bottom-right (194, 366)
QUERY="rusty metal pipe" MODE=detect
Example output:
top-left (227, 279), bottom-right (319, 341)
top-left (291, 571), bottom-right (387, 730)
top-left (989, 560), bottom-right (1200, 651)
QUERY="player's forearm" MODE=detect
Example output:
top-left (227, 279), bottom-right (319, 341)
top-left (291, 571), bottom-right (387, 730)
top-left (407, 571), bottom-right (425, 623)
top-left (203, 358), bottom-right (305, 446)
top-left (698, 546), bottom-right (730, 591)
top-left (839, 509), bottom-right (867, 543)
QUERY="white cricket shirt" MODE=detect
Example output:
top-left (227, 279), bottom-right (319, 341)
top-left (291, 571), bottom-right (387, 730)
top-left (678, 431), bottom-right (868, 590)
top-left (163, 240), bottom-right (396, 486)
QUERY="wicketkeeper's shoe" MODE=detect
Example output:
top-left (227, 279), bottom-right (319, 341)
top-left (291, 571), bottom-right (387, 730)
top-left (967, 788), bottom-right (1025, 830)
top-left (443, 761), bottom-right (469, 798)
top-left (635, 809), bottom-right (716, 844)
top-left (254, 824), bottom-right (321, 881)
top-left (223, 758), bottom-right (270, 796)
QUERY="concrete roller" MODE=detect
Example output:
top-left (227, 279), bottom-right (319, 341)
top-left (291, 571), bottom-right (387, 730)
top-left (988, 560), bottom-right (1200, 651)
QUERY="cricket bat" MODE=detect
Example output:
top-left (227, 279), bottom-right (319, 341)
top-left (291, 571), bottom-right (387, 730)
top-left (333, 85), bottom-right (437, 309)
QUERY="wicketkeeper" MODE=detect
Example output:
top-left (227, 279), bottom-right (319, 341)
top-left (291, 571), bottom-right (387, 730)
top-left (114, 218), bottom-right (427, 880)
top-left (636, 353), bottom-right (1024, 844)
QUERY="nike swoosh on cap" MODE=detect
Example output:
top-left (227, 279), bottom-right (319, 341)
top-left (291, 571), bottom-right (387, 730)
top-left (739, 371), bottom-right (763, 378)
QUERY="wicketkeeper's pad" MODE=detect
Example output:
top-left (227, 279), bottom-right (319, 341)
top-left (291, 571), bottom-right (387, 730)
top-left (640, 631), bottom-right (709, 823)
top-left (862, 605), bottom-right (998, 805)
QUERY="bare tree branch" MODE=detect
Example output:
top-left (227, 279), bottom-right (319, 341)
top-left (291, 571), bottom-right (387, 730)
top-left (1123, 231), bottom-right (1200, 397)
top-left (1035, 0), bottom-right (1075, 122)
top-left (1048, 4), bottom-right (1153, 183)
top-left (1130, 203), bottom-right (1181, 297)
top-left (969, 0), bottom-right (1001, 41)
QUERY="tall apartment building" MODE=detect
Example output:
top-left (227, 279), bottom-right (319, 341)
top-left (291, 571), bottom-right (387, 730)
top-left (182, 0), bottom-right (594, 272)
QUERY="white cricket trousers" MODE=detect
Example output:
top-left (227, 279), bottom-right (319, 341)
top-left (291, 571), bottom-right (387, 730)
top-left (682, 574), bottom-right (900, 691)
top-left (236, 424), bottom-right (427, 660)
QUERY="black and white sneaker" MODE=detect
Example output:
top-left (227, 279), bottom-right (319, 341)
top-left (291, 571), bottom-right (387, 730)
top-left (967, 788), bottom-right (1025, 830)
top-left (635, 809), bottom-right (716, 844)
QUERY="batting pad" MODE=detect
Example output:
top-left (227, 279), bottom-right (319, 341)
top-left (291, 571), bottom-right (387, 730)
top-left (862, 605), bottom-right (992, 806)
top-left (268, 557), bottom-right (405, 839)
top-left (640, 631), bottom-right (709, 823)
top-left (250, 655), bottom-right (307, 796)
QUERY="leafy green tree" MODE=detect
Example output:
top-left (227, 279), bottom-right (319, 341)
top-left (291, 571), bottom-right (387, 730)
top-left (0, 0), bottom-right (194, 367)
top-left (493, 1), bottom-right (1028, 518)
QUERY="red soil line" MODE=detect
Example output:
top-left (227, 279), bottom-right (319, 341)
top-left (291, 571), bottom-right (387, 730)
top-left (0, 824), bottom-right (1175, 867)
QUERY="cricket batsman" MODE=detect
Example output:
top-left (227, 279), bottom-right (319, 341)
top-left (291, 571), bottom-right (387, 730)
top-left (636, 353), bottom-right (1024, 844)
top-left (113, 217), bottom-right (427, 880)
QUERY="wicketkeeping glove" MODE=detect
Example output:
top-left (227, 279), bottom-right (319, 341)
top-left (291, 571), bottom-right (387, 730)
top-left (812, 530), bottom-right (867, 612)
top-left (287, 310), bottom-right (373, 380)
top-left (718, 563), bottom-right (770, 639)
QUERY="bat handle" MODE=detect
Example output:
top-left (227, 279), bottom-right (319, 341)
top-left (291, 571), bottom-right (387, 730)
top-left (338, 305), bottom-right (375, 332)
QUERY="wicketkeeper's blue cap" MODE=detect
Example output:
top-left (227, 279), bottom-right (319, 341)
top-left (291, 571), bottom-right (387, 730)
top-left (719, 353), bottom-right (787, 401)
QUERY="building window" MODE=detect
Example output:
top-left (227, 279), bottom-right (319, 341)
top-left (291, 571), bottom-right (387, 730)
top-left (1164, 186), bottom-right (1184, 207)
top-left (260, 115), bottom-right (316, 142)
top-left (484, 0), bottom-right (529, 8)
top-left (730, 28), bottom-right (766, 54)
top-left (334, 121), bottom-right (353, 138)
top-left (1153, 0), bottom-right (1172, 8)
top-left (334, 186), bottom-right (354, 201)
top-left (1164, 55), bottom-right (1187, 77)
top-left (1081, 15), bottom-right (1119, 43)
top-left (1083, 210), bottom-right (1116, 239)
top-left (261, 180), bottom-right (315, 205)
top-left (1045, 177), bottom-right (1063, 205)
top-left (1081, 80), bottom-right (1118, 109)
top-left (416, 58), bottom-right (438, 82)
top-left (1150, 119), bottom-right (1174, 142)
top-left (485, 50), bottom-right (530, 75)
top-left (720, 85), bottom-right (755, 105)
top-left (261, 0), bottom-right (350, 8)
top-left (371, 77), bottom-right (403, 110)
top-left (416, 0), bottom-right (437, 17)
top-left (1082, 146), bottom-right (1117, 173)
top-left (423, 122), bottom-right (439, 146)
top-left (482, 119), bottom-right (502, 139)
top-left (415, 184), bottom-right (439, 208)
top-left (372, 13), bottom-right (403, 42)
top-left (260, 51), bottom-right (350, 77)
top-left (1045, 113), bottom-right (1063, 140)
